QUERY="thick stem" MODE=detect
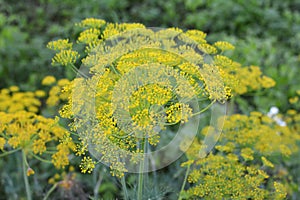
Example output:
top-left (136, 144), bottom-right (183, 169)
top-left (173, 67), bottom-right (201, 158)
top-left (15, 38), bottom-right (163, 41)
top-left (22, 151), bottom-right (32, 200)
top-left (137, 138), bottom-right (147, 200)
top-left (137, 162), bottom-right (144, 200)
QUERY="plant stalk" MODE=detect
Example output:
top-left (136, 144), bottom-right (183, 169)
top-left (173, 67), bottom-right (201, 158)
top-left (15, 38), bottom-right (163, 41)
top-left (22, 151), bottom-right (32, 200)
top-left (137, 138), bottom-right (148, 200)
top-left (121, 175), bottom-right (129, 200)
top-left (178, 164), bottom-right (191, 200)
top-left (43, 183), bottom-right (57, 200)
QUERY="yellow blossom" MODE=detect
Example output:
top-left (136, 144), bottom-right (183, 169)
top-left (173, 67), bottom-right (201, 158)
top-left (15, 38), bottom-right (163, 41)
top-left (9, 86), bottom-right (19, 92)
top-left (52, 50), bottom-right (79, 66)
top-left (76, 18), bottom-right (106, 28)
top-left (0, 137), bottom-right (5, 150)
top-left (261, 156), bottom-right (274, 168)
top-left (26, 168), bottom-right (35, 176)
top-left (213, 41), bottom-right (235, 51)
top-left (47, 39), bottom-right (73, 51)
top-left (42, 76), bottom-right (56, 85)
top-left (274, 182), bottom-right (287, 199)
top-left (79, 156), bottom-right (96, 173)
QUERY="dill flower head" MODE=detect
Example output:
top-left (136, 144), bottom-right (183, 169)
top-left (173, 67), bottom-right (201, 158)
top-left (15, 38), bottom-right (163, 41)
top-left (47, 39), bottom-right (73, 51)
top-left (43, 78), bottom-right (71, 107)
top-left (0, 110), bottom-right (75, 169)
top-left (47, 18), bottom-right (275, 177)
top-left (42, 75), bottom-right (56, 85)
top-left (51, 50), bottom-right (80, 66)
top-left (181, 110), bottom-right (300, 199)
top-left (0, 87), bottom-right (42, 113)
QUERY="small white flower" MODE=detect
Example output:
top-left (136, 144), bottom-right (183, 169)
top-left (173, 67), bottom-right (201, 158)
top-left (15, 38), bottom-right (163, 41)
top-left (267, 106), bottom-right (279, 117)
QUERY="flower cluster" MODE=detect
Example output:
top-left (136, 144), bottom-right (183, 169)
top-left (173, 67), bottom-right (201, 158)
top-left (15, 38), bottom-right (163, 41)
top-left (0, 110), bottom-right (75, 169)
top-left (46, 18), bottom-right (279, 177)
top-left (41, 76), bottom-right (71, 107)
top-left (0, 86), bottom-right (43, 113)
top-left (180, 110), bottom-right (299, 199)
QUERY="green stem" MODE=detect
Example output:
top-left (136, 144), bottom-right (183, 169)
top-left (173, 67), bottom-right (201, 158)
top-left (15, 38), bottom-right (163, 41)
top-left (22, 151), bottom-right (32, 200)
top-left (178, 164), bottom-right (191, 200)
top-left (69, 63), bottom-right (89, 79)
top-left (229, 97), bottom-right (235, 115)
top-left (137, 139), bottom-right (147, 200)
top-left (121, 175), bottom-right (129, 200)
top-left (30, 153), bottom-right (52, 163)
top-left (43, 183), bottom-right (58, 200)
top-left (192, 100), bottom-right (216, 117)
top-left (0, 148), bottom-right (21, 158)
top-left (137, 157), bottom-right (145, 200)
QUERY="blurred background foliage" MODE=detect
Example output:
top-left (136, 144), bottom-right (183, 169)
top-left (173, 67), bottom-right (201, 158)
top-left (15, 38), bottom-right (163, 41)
top-left (0, 0), bottom-right (299, 113)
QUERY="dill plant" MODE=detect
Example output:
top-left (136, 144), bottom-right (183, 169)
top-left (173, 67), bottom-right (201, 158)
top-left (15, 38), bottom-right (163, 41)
top-left (0, 17), bottom-right (298, 199)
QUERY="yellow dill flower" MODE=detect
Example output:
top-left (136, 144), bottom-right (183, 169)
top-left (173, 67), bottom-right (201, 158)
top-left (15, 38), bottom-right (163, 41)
top-left (0, 110), bottom-right (74, 170)
top-left (197, 43), bottom-right (217, 54)
top-left (77, 28), bottom-right (101, 44)
top-left (279, 144), bottom-right (292, 157)
top-left (213, 55), bottom-right (234, 67)
top-left (47, 39), bottom-right (73, 51)
top-left (0, 89), bottom-right (41, 113)
top-left (213, 41), bottom-right (235, 51)
top-left (46, 96), bottom-right (59, 106)
top-left (54, 173), bottom-right (60, 180)
top-left (289, 96), bottom-right (298, 104)
top-left (261, 156), bottom-right (274, 168)
top-left (52, 144), bottom-right (70, 169)
top-left (287, 109), bottom-right (297, 115)
top-left (57, 78), bottom-right (70, 87)
top-left (26, 168), bottom-right (35, 176)
top-left (28, 106), bottom-right (38, 113)
top-left (1, 88), bottom-right (10, 94)
top-left (0, 137), bottom-right (6, 150)
top-left (42, 76), bottom-right (56, 85)
top-left (233, 66), bottom-right (276, 95)
top-left (131, 109), bottom-right (151, 128)
top-left (200, 64), bottom-right (227, 101)
top-left (45, 79), bottom-right (71, 107)
top-left (261, 75), bottom-right (276, 88)
top-left (32, 139), bottom-right (47, 155)
top-left (184, 153), bottom-right (271, 199)
top-left (69, 165), bottom-right (75, 172)
top-left (185, 29), bottom-right (207, 44)
top-left (79, 156), bottom-right (96, 173)
top-left (52, 50), bottom-right (79, 66)
top-left (215, 142), bottom-right (235, 153)
top-left (180, 160), bottom-right (194, 167)
top-left (166, 103), bottom-right (193, 124)
top-left (35, 90), bottom-right (46, 97)
top-left (241, 148), bottom-right (254, 161)
top-left (274, 182), bottom-right (287, 199)
top-left (51, 18), bottom-right (285, 179)
top-left (76, 18), bottom-right (106, 28)
top-left (9, 85), bottom-right (19, 92)
top-left (102, 22), bottom-right (145, 39)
